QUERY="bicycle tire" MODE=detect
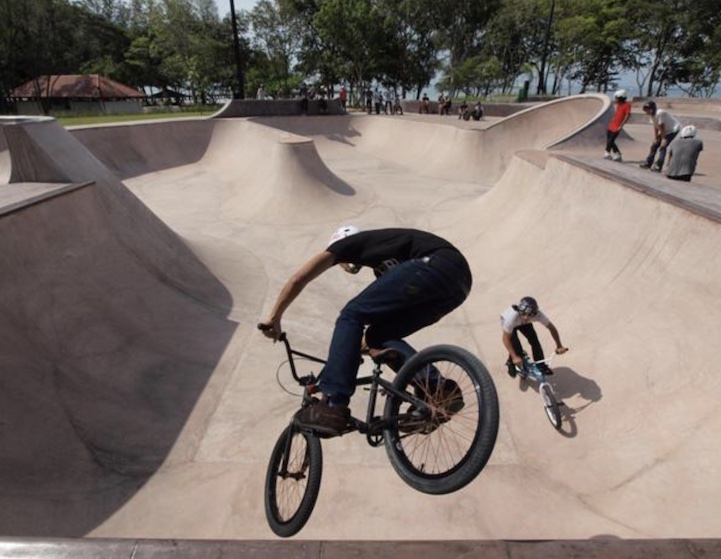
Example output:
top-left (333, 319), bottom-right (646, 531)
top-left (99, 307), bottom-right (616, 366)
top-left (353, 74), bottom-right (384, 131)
top-left (264, 425), bottom-right (323, 537)
top-left (540, 383), bottom-right (562, 430)
top-left (383, 345), bottom-right (499, 495)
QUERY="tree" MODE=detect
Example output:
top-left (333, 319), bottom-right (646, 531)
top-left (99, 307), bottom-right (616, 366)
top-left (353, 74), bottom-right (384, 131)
top-left (249, 0), bottom-right (304, 96)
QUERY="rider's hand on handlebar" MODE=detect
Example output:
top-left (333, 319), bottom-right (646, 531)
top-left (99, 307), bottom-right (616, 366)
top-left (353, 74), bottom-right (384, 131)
top-left (512, 355), bottom-right (524, 367)
top-left (555, 346), bottom-right (569, 355)
top-left (258, 319), bottom-right (282, 341)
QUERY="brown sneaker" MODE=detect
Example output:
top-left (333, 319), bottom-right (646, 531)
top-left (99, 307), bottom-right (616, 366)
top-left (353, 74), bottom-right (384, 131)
top-left (294, 399), bottom-right (350, 437)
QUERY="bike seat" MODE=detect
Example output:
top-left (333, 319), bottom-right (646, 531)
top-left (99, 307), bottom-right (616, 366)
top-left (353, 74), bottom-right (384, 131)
top-left (368, 347), bottom-right (403, 365)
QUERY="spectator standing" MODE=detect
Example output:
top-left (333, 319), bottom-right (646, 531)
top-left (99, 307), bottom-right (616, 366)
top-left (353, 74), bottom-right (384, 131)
top-left (256, 83), bottom-right (265, 100)
top-left (666, 125), bottom-right (703, 182)
top-left (299, 83), bottom-right (309, 114)
top-left (339, 86), bottom-right (348, 112)
top-left (373, 88), bottom-right (383, 114)
top-left (437, 93), bottom-right (447, 115)
top-left (604, 90), bottom-right (631, 162)
top-left (383, 87), bottom-right (394, 114)
top-left (420, 93), bottom-right (430, 114)
top-left (639, 100), bottom-right (681, 172)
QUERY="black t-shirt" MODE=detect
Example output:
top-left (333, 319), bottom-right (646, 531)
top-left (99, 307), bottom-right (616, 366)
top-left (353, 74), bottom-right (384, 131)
top-left (327, 228), bottom-right (466, 277)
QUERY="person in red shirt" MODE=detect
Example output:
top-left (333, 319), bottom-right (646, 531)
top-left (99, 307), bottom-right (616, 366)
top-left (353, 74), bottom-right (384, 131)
top-left (605, 90), bottom-right (632, 162)
top-left (338, 85), bottom-right (347, 112)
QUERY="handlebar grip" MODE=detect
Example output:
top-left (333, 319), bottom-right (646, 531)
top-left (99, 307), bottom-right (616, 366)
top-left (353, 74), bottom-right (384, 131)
top-left (257, 323), bottom-right (286, 342)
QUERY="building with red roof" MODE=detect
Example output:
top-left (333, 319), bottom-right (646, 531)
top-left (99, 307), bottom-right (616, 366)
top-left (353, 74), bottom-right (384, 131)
top-left (10, 74), bottom-right (144, 116)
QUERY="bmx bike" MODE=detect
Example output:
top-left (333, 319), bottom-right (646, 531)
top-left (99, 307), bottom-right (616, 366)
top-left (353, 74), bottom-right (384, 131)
top-left (514, 354), bottom-right (564, 430)
top-left (260, 326), bottom-right (499, 537)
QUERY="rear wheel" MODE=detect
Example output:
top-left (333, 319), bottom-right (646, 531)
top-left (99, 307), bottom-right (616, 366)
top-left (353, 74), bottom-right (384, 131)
top-left (383, 345), bottom-right (499, 494)
top-left (264, 425), bottom-right (323, 537)
top-left (540, 383), bottom-right (562, 430)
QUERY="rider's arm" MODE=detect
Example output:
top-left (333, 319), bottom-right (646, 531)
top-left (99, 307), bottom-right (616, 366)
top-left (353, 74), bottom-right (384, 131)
top-left (260, 250), bottom-right (336, 340)
top-left (546, 322), bottom-right (568, 354)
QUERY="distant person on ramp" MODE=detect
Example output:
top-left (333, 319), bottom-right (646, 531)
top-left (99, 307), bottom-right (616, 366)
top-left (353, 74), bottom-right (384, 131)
top-left (500, 296), bottom-right (568, 377)
top-left (665, 125), bottom-right (703, 182)
top-left (639, 100), bottom-right (681, 172)
top-left (604, 90), bottom-right (631, 162)
top-left (259, 226), bottom-right (472, 437)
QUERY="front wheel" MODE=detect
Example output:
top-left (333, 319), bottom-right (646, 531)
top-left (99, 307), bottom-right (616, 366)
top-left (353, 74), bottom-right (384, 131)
top-left (540, 383), bottom-right (562, 429)
top-left (264, 425), bottom-right (323, 537)
top-left (383, 345), bottom-right (499, 495)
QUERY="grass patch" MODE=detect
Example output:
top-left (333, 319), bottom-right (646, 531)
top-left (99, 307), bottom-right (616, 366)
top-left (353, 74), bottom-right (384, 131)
top-left (57, 109), bottom-right (216, 127)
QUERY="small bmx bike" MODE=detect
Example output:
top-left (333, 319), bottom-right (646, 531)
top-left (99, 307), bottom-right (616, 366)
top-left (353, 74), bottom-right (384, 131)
top-left (515, 354), bottom-right (564, 430)
top-left (260, 327), bottom-right (499, 537)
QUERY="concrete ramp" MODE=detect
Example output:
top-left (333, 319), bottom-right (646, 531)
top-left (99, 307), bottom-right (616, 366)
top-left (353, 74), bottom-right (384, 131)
top-left (0, 119), bottom-right (239, 536)
top-left (440, 152), bottom-right (721, 538)
top-left (257, 93), bottom-right (610, 183)
top-left (2, 118), bottom-right (231, 309)
top-left (199, 119), bottom-right (357, 223)
top-left (1, 96), bottom-right (720, 548)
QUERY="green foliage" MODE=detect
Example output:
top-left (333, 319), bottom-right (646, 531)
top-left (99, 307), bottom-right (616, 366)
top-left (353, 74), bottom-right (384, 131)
top-left (1, 0), bottom-right (720, 114)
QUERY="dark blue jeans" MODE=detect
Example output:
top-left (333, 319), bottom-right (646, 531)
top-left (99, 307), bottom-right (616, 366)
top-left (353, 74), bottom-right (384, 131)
top-left (645, 131), bottom-right (679, 168)
top-left (318, 257), bottom-right (470, 405)
top-left (605, 130), bottom-right (621, 154)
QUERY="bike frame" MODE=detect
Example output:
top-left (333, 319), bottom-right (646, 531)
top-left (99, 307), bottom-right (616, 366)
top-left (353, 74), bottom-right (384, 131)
top-left (515, 353), bottom-right (563, 429)
top-left (516, 353), bottom-right (557, 385)
top-left (276, 333), bottom-right (430, 444)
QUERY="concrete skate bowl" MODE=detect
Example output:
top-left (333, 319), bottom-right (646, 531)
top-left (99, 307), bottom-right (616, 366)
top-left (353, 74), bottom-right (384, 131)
top-left (0, 117), bottom-right (238, 536)
top-left (1, 95), bottom-right (720, 554)
top-left (254, 93), bottom-right (611, 183)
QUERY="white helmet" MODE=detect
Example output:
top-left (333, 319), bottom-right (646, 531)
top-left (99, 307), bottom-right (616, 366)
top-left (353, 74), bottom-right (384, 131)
top-left (328, 225), bottom-right (359, 246)
top-left (614, 89), bottom-right (627, 99)
top-left (680, 125), bottom-right (697, 138)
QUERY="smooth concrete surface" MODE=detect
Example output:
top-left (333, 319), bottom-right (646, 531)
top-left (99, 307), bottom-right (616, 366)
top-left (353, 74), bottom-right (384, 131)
top-left (0, 537), bottom-right (720, 558)
top-left (1, 95), bottom-right (720, 554)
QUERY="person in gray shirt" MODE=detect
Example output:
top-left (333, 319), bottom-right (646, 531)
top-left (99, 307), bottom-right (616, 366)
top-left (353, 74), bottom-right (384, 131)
top-left (666, 125), bottom-right (703, 182)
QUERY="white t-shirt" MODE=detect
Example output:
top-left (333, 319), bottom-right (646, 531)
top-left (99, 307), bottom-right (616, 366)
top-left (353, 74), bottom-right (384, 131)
top-left (500, 305), bottom-right (550, 333)
top-left (651, 109), bottom-right (681, 134)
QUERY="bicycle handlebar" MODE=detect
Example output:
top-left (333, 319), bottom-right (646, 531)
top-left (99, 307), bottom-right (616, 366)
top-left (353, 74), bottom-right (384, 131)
top-left (257, 324), bottom-right (326, 385)
top-left (514, 349), bottom-right (569, 373)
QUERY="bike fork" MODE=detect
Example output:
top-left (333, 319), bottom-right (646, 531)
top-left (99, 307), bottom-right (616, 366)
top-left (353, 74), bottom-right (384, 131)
top-left (279, 423), bottom-right (296, 476)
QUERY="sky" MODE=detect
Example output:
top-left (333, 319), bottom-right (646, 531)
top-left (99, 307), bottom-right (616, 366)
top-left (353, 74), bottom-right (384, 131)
top-left (222, 0), bottom-right (259, 15)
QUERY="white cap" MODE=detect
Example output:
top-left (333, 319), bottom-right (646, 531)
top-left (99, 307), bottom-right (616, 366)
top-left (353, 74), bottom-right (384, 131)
top-left (614, 89), bottom-right (627, 99)
top-left (328, 225), bottom-right (359, 246)
top-left (680, 125), bottom-right (697, 138)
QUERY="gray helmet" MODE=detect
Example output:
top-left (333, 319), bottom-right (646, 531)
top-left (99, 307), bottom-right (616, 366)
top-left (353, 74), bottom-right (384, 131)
top-left (517, 296), bottom-right (539, 317)
top-left (642, 100), bottom-right (657, 113)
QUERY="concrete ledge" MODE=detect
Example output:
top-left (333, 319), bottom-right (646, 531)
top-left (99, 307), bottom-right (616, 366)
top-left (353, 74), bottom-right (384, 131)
top-left (213, 98), bottom-right (344, 118)
top-left (555, 153), bottom-right (721, 223)
top-left (0, 538), bottom-right (718, 559)
top-left (0, 181), bottom-right (93, 216)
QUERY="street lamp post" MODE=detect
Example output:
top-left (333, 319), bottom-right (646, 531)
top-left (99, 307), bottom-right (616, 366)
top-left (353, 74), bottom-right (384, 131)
top-left (228, 0), bottom-right (245, 99)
